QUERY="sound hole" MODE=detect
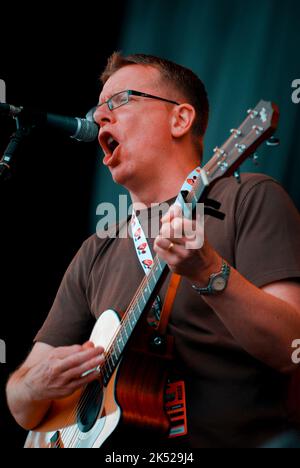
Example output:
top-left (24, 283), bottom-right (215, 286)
top-left (76, 380), bottom-right (103, 433)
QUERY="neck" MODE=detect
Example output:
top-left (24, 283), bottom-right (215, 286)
top-left (129, 159), bottom-right (200, 208)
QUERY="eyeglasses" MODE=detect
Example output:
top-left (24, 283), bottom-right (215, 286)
top-left (96, 90), bottom-right (180, 111)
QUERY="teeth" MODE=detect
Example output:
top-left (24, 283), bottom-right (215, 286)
top-left (108, 136), bottom-right (114, 145)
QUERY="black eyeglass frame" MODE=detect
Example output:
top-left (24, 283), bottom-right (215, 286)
top-left (96, 89), bottom-right (180, 111)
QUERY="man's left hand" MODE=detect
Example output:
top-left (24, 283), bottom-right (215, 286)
top-left (154, 204), bottom-right (221, 285)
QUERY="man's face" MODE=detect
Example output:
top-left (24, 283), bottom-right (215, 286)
top-left (94, 64), bottom-right (178, 189)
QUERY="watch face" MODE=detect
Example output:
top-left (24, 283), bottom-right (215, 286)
top-left (212, 276), bottom-right (226, 291)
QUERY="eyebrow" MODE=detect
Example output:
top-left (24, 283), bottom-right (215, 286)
top-left (98, 93), bottom-right (110, 105)
top-left (98, 95), bottom-right (108, 105)
top-left (98, 90), bottom-right (120, 104)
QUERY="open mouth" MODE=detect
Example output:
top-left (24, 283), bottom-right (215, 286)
top-left (107, 136), bottom-right (119, 154)
top-left (100, 132), bottom-right (120, 166)
top-left (100, 132), bottom-right (120, 155)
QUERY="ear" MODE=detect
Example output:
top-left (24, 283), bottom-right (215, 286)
top-left (170, 104), bottom-right (196, 138)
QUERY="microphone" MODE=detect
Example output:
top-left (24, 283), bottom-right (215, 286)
top-left (0, 103), bottom-right (99, 142)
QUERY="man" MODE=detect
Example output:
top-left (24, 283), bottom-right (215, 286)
top-left (6, 53), bottom-right (300, 448)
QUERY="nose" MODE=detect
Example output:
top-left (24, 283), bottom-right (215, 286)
top-left (93, 104), bottom-right (116, 128)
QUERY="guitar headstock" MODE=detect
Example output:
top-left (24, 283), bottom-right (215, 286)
top-left (204, 100), bottom-right (279, 184)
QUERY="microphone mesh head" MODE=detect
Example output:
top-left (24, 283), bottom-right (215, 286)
top-left (73, 118), bottom-right (99, 142)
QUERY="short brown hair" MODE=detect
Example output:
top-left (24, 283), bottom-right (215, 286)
top-left (101, 52), bottom-right (209, 147)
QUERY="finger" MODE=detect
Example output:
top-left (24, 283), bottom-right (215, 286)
top-left (69, 369), bottom-right (102, 392)
top-left (155, 236), bottom-right (181, 252)
top-left (160, 217), bottom-right (185, 243)
top-left (184, 231), bottom-right (204, 250)
top-left (175, 217), bottom-right (202, 243)
top-left (161, 203), bottom-right (182, 224)
top-left (82, 341), bottom-right (105, 354)
top-left (55, 347), bottom-right (104, 373)
top-left (63, 354), bottom-right (105, 381)
top-left (154, 241), bottom-right (179, 264)
top-left (82, 341), bottom-right (96, 350)
top-left (172, 203), bottom-right (183, 218)
top-left (160, 212), bottom-right (197, 241)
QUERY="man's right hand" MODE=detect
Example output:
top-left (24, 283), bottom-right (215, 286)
top-left (23, 341), bottom-right (105, 401)
top-left (6, 341), bottom-right (106, 430)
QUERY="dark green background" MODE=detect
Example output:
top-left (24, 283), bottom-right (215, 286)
top-left (92, 0), bottom-right (300, 228)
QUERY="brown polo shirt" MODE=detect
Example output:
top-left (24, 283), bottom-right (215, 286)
top-left (35, 173), bottom-right (300, 448)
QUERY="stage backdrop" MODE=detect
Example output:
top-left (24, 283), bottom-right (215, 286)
top-left (91, 0), bottom-right (300, 231)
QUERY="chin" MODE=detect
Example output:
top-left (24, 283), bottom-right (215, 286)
top-left (109, 158), bottom-right (145, 189)
top-left (109, 165), bottom-right (132, 187)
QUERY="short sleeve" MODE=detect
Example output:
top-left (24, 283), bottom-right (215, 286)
top-left (235, 178), bottom-right (300, 287)
top-left (34, 237), bottom-right (97, 347)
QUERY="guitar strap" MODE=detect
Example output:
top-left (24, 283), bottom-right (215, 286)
top-left (131, 166), bottom-right (201, 326)
top-left (157, 273), bottom-right (182, 335)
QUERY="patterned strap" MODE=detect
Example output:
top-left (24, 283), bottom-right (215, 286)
top-left (131, 166), bottom-right (201, 324)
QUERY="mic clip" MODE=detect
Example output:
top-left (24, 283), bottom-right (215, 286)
top-left (0, 124), bottom-right (33, 181)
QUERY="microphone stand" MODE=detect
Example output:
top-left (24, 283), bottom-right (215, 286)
top-left (0, 117), bottom-right (33, 181)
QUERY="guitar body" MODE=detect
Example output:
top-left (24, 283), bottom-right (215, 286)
top-left (25, 310), bottom-right (122, 448)
top-left (25, 309), bottom-right (171, 448)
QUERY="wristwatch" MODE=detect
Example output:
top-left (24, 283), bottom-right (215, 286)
top-left (192, 260), bottom-right (231, 295)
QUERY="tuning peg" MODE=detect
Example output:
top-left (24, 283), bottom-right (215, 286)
top-left (252, 125), bottom-right (264, 135)
top-left (214, 146), bottom-right (226, 156)
top-left (247, 109), bottom-right (259, 119)
top-left (235, 143), bottom-right (247, 153)
top-left (233, 169), bottom-right (241, 184)
top-left (266, 136), bottom-right (280, 147)
top-left (230, 129), bottom-right (242, 139)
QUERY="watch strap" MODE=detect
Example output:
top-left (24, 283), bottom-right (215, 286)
top-left (192, 260), bottom-right (230, 295)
